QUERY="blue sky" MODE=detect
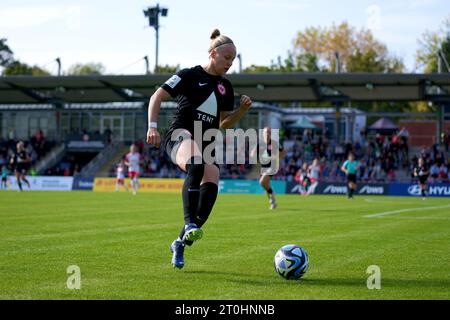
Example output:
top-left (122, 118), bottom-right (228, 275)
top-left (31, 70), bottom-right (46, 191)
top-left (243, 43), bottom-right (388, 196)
top-left (0, 0), bottom-right (448, 74)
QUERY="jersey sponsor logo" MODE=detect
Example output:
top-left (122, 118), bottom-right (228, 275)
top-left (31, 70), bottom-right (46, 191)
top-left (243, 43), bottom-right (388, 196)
top-left (196, 91), bottom-right (217, 120)
top-left (165, 75), bottom-right (182, 89)
top-left (199, 82), bottom-right (208, 87)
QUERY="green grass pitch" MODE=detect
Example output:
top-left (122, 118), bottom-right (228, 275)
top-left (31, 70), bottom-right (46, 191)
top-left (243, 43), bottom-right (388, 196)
top-left (0, 191), bottom-right (449, 299)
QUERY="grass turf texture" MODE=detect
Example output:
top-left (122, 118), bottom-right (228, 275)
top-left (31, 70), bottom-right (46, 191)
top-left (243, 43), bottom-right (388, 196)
top-left (0, 191), bottom-right (449, 300)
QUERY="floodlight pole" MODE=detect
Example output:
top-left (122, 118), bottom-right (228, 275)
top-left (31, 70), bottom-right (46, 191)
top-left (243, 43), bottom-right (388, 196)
top-left (334, 51), bottom-right (342, 144)
top-left (437, 50), bottom-right (445, 148)
top-left (143, 3), bottom-right (168, 73)
top-left (144, 55), bottom-right (150, 75)
top-left (237, 53), bottom-right (242, 73)
top-left (56, 57), bottom-right (61, 76)
top-left (155, 3), bottom-right (160, 73)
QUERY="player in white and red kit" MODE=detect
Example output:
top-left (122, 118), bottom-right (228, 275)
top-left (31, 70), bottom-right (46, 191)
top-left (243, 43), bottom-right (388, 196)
top-left (306, 158), bottom-right (321, 195)
top-left (124, 144), bottom-right (143, 195)
top-left (115, 160), bottom-right (128, 192)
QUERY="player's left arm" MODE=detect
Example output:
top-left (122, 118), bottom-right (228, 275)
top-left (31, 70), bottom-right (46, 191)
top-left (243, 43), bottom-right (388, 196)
top-left (220, 95), bottom-right (252, 129)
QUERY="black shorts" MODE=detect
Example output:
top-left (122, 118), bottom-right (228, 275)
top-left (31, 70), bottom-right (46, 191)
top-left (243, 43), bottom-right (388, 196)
top-left (14, 164), bottom-right (29, 174)
top-left (347, 174), bottom-right (357, 183)
top-left (163, 129), bottom-right (219, 168)
top-left (418, 175), bottom-right (429, 185)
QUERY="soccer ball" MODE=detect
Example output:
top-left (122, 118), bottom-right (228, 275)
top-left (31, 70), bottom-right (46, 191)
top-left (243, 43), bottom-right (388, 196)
top-left (274, 244), bottom-right (309, 280)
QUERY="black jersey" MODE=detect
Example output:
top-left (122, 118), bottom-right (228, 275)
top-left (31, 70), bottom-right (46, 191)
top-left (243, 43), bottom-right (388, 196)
top-left (161, 65), bottom-right (235, 138)
top-left (11, 150), bottom-right (30, 171)
top-left (259, 140), bottom-right (283, 168)
top-left (414, 164), bottom-right (429, 178)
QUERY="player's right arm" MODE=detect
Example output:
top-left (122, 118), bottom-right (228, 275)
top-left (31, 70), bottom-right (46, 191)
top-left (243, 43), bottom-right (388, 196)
top-left (146, 87), bottom-right (171, 148)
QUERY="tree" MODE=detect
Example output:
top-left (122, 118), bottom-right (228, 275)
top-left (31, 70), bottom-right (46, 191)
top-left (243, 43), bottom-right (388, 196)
top-left (416, 15), bottom-right (450, 73)
top-left (293, 22), bottom-right (404, 73)
top-left (156, 64), bottom-right (180, 74)
top-left (67, 62), bottom-right (105, 75)
top-left (2, 61), bottom-right (50, 76)
top-left (0, 38), bottom-right (14, 67)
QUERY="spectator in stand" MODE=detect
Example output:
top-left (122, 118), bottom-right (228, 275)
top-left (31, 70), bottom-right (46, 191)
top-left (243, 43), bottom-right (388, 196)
top-left (438, 163), bottom-right (448, 182)
top-left (104, 128), bottom-right (112, 144)
top-left (82, 130), bottom-right (90, 142)
top-left (35, 129), bottom-right (44, 144)
top-left (430, 163), bottom-right (440, 180)
top-left (398, 127), bottom-right (409, 155)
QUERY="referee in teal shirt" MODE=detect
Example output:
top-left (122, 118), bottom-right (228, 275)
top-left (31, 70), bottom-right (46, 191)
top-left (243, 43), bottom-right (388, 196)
top-left (341, 152), bottom-right (359, 199)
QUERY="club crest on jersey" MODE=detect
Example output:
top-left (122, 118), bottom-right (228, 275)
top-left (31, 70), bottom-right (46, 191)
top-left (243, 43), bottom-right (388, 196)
top-left (217, 83), bottom-right (226, 95)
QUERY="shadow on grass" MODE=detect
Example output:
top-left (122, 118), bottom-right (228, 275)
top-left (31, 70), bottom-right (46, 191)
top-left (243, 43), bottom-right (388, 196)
top-left (183, 270), bottom-right (450, 289)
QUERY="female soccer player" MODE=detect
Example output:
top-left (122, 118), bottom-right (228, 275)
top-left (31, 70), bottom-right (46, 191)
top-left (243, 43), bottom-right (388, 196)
top-left (341, 152), bottom-right (359, 199)
top-left (295, 162), bottom-right (311, 195)
top-left (251, 127), bottom-right (285, 209)
top-left (146, 29), bottom-right (252, 269)
top-left (1, 165), bottom-right (10, 190)
top-left (413, 157), bottom-right (429, 200)
top-left (124, 144), bottom-right (143, 195)
top-left (10, 141), bottom-right (31, 191)
top-left (115, 160), bottom-right (129, 192)
top-left (306, 158), bottom-right (321, 195)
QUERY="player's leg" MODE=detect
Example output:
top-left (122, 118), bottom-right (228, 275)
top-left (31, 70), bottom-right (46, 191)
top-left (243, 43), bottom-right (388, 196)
top-left (175, 138), bottom-right (204, 243)
top-left (420, 181), bottom-right (427, 199)
top-left (347, 178), bottom-right (352, 199)
top-left (134, 175), bottom-right (140, 192)
top-left (129, 173), bottom-right (136, 195)
top-left (348, 182), bottom-right (354, 199)
top-left (21, 171), bottom-right (30, 188)
top-left (184, 164), bottom-right (219, 247)
top-left (260, 174), bottom-right (277, 209)
top-left (15, 170), bottom-right (22, 191)
top-left (115, 179), bottom-right (120, 192)
top-left (169, 136), bottom-right (204, 268)
top-left (128, 174), bottom-right (133, 191)
top-left (307, 180), bottom-right (318, 195)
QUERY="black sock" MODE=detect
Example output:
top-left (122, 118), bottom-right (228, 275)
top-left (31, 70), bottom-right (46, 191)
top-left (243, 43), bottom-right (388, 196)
top-left (349, 188), bottom-right (354, 197)
top-left (22, 177), bottom-right (30, 187)
top-left (181, 156), bottom-right (204, 232)
top-left (421, 189), bottom-right (426, 197)
top-left (184, 182), bottom-right (219, 246)
top-left (267, 187), bottom-right (273, 198)
top-left (18, 181), bottom-right (22, 191)
top-left (195, 182), bottom-right (219, 228)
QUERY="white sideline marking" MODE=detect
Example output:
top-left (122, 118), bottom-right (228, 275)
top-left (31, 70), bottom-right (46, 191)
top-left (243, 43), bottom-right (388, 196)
top-left (364, 204), bottom-right (450, 218)
top-left (364, 198), bottom-right (416, 205)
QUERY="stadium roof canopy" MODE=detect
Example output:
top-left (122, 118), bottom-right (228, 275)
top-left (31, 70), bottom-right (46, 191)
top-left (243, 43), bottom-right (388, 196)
top-left (0, 73), bottom-right (449, 105)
